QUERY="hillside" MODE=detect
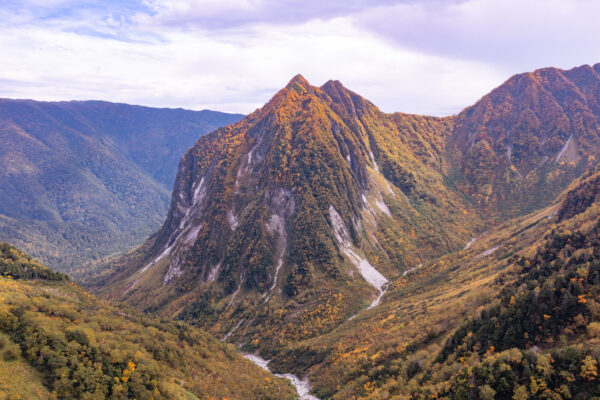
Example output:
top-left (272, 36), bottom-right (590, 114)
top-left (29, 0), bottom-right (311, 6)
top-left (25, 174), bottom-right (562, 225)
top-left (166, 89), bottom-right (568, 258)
top-left (0, 99), bottom-right (242, 276)
top-left (90, 65), bottom-right (600, 399)
top-left (264, 164), bottom-right (600, 399)
top-left (0, 243), bottom-right (296, 400)
top-left (92, 75), bottom-right (481, 352)
top-left (449, 64), bottom-right (600, 216)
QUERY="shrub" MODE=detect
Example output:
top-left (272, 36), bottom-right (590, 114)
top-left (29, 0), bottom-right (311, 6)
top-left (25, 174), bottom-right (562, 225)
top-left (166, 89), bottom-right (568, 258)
top-left (3, 347), bottom-right (19, 361)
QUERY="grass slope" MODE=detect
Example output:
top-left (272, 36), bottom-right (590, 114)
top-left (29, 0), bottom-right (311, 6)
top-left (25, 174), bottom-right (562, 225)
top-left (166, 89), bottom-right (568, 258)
top-left (0, 332), bottom-right (50, 400)
top-left (0, 243), bottom-right (296, 400)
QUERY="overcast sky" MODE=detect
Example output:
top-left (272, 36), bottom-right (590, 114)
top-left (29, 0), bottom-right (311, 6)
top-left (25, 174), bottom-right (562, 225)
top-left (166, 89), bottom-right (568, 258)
top-left (1, 0), bottom-right (599, 115)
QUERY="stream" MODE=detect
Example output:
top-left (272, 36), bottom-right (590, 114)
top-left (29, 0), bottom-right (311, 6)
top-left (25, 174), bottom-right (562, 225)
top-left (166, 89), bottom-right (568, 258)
top-left (243, 353), bottom-right (320, 400)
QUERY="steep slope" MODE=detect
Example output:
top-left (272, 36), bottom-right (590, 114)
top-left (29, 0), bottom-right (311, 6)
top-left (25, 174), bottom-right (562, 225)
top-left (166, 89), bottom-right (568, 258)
top-left (267, 165), bottom-right (600, 399)
top-left (449, 64), bottom-right (600, 216)
top-left (0, 99), bottom-right (242, 275)
top-left (93, 65), bottom-right (600, 399)
top-left (0, 243), bottom-right (296, 399)
top-left (94, 75), bottom-right (480, 356)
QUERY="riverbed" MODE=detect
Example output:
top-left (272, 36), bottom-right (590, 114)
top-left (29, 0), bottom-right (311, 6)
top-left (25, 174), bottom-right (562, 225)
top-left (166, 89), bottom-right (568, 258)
top-left (243, 353), bottom-right (320, 400)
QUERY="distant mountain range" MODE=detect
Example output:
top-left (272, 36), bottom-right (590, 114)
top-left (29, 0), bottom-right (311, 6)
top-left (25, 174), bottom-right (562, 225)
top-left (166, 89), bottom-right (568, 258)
top-left (0, 99), bottom-right (242, 276)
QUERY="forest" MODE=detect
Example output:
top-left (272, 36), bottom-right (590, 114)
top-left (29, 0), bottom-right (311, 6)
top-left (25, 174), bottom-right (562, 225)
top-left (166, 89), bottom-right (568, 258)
top-left (0, 243), bottom-right (296, 400)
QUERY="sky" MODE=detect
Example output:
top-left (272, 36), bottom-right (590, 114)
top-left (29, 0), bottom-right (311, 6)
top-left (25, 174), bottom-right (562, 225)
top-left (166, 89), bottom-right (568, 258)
top-left (1, 0), bottom-right (599, 115)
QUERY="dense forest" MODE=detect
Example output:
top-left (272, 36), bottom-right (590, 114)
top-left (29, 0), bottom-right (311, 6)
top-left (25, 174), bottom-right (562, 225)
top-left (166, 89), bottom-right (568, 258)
top-left (0, 243), bottom-right (295, 400)
top-left (0, 99), bottom-right (242, 276)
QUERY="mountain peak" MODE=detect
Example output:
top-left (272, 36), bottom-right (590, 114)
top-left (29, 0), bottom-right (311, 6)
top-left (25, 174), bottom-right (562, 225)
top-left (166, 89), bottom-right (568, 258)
top-left (321, 79), bottom-right (343, 89)
top-left (100, 65), bottom-right (478, 351)
top-left (320, 79), bottom-right (347, 97)
top-left (323, 78), bottom-right (361, 97)
top-left (286, 74), bottom-right (311, 89)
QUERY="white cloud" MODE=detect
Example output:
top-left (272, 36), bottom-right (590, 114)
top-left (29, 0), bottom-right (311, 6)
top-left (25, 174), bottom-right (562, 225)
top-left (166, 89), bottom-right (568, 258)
top-left (138, 0), bottom-right (400, 29)
top-left (0, 13), bottom-right (506, 114)
top-left (354, 0), bottom-right (600, 71)
top-left (0, 0), bottom-right (596, 115)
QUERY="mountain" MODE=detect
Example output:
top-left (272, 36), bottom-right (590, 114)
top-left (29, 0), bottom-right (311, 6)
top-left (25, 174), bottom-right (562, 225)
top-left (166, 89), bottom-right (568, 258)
top-left (268, 164), bottom-right (600, 399)
top-left (0, 243), bottom-right (296, 399)
top-left (0, 99), bottom-right (242, 276)
top-left (92, 74), bottom-right (481, 349)
top-left (449, 64), bottom-right (600, 216)
top-left (92, 64), bottom-right (600, 398)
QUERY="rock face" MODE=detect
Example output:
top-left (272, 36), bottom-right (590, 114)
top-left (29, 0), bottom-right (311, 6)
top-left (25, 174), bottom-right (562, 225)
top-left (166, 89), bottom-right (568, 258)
top-left (0, 99), bottom-right (242, 275)
top-left (95, 64), bottom-right (600, 356)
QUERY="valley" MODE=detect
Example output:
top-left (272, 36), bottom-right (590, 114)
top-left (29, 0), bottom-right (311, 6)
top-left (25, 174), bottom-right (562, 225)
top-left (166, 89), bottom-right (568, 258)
top-left (244, 353), bottom-right (319, 400)
top-left (2, 0), bottom-right (600, 398)
top-left (0, 99), bottom-right (242, 278)
top-left (2, 63), bottom-right (600, 399)
top-left (85, 64), bottom-right (600, 398)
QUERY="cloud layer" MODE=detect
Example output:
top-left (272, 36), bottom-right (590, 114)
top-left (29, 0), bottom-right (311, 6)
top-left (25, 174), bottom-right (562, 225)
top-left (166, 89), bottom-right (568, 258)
top-left (1, 0), bottom-right (598, 115)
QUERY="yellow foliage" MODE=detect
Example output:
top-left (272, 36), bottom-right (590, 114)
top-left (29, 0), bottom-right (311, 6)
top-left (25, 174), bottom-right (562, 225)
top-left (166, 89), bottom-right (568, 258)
top-left (581, 356), bottom-right (598, 381)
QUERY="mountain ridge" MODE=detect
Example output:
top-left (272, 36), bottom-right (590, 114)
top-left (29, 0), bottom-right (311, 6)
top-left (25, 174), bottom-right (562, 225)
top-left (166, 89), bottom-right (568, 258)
top-left (0, 98), bottom-right (242, 276)
top-left (449, 63), bottom-right (600, 215)
top-left (91, 63), bottom-right (600, 399)
top-left (92, 74), bottom-right (482, 347)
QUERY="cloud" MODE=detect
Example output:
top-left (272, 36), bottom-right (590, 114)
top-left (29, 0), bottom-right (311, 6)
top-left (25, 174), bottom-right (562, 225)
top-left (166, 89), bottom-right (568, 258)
top-left (0, 0), bottom-right (596, 115)
top-left (0, 8), bottom-right (505, 115)
top-left (353, 0), bottom-right (600, 71)
top-left (138, 0), bottom-right (404, 30)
